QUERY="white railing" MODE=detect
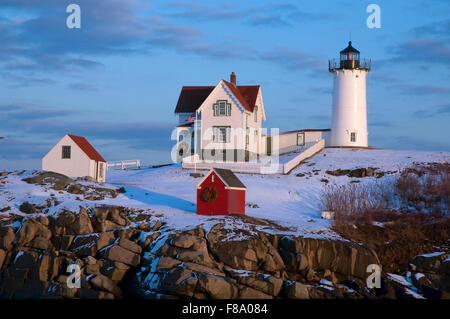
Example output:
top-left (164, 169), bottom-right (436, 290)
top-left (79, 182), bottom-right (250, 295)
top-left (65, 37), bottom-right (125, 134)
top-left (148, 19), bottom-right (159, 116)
top-left (107, 160), bottom-right (141, 170)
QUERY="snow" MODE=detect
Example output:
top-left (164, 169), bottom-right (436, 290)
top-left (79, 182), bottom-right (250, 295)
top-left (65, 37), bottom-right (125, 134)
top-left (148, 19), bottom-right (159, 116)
top-left (387, 273), bottom-right (412, 287)
top-left (1, 148), bottom-right (448, 239)
top-left (418, 252), bottom-right (445, 258)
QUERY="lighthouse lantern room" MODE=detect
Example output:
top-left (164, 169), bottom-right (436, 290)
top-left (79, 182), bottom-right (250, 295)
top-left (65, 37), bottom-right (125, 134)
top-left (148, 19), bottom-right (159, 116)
top-left (328, 41), bottom-right (371, 147)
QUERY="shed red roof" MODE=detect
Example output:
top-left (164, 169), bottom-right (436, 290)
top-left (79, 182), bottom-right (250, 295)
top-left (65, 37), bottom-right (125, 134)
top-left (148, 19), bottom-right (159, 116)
top-left (174, 81), bottom-right (260, 114)
top-left (68, 134), bottom-right (106, 162)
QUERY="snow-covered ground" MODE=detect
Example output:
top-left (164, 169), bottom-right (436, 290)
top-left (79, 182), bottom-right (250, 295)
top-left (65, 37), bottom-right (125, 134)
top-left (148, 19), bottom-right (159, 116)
top-left (1, 148), bottom-right (449, 239)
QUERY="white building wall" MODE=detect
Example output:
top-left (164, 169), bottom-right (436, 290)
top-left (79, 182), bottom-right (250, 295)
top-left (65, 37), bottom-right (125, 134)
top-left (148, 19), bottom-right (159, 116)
top-left (42, 135), bottom-right (92, 179)
top-left (330, 69), bottom-right (369, 147)
top-left (200, 81), bottom-right (262, 156)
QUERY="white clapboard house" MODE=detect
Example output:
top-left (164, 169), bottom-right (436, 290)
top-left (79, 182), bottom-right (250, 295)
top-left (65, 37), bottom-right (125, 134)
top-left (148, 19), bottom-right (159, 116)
top-left (42, 134), bottom-right (107, 182)
top-left (174, 72), bottom-right (266, 163)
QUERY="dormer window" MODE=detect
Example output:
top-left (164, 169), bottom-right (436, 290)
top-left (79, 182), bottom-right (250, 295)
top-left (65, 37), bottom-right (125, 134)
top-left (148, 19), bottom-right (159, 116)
top-left (213, 100), bottom-right (231, 116)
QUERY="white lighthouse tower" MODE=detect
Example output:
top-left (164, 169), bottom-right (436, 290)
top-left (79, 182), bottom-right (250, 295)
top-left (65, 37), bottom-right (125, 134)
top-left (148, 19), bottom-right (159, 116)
top-left (329, 41), bottom-right (371, 147)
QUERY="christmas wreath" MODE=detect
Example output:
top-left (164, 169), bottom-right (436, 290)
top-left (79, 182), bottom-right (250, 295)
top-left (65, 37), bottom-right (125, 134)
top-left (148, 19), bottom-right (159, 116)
top-left (202, 187), bottom-right (218, 202)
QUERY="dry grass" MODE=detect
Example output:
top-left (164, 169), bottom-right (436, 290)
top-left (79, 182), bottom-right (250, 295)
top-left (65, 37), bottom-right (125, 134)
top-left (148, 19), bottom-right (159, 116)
top-left (321, 162), bottom-right (450, 273)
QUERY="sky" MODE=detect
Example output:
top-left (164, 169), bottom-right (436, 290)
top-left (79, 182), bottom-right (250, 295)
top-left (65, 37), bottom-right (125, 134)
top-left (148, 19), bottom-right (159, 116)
top-left (0, 0), bottom-right (449, 170)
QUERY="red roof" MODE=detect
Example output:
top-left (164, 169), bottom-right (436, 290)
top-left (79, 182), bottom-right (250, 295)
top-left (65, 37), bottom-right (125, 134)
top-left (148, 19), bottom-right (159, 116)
top-left (174, 81), bottom-right (260, 114)
top-left (222, 80), bottom-right (259, 112)
top-left (68, 134), bottom-right (106, 162)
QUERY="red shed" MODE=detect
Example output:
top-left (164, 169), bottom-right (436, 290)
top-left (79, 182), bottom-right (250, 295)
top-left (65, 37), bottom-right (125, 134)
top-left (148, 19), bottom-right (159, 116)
top-left (196, 168), bottom-right (246, 216)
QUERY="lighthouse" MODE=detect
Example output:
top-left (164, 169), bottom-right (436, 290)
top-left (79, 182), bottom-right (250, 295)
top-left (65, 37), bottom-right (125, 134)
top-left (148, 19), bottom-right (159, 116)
top-left (328, 41), bottom-right (371, 147)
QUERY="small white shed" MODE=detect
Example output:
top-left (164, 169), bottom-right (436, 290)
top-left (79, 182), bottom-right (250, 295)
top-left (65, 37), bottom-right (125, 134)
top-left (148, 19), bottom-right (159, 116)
top-left (42, 134), bottom-right (107, 183)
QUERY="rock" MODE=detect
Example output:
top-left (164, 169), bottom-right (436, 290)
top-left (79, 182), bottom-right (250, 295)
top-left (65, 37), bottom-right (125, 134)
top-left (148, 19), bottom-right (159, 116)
top-left (14, 219), bottom-right (51, 246)
top-left (118, 238), bottom-right (142, 254)
top-left (90, 274), bottom-right (123, 298)
top-left (226, 269), bottom-right (283, 296)
top-left (157, 257), bottom-right (181, 270)
top-left (101, 260), bottom-right (130, 281)
top-left (53, 235), bottom-right (74, 251)
top-left (38, 215), bottom-right (49, 226)
top-left (325, 169), bottom-right (350, 176)
top-left (70, 234), bottom-right (99, 257)
top-left (207, 225), bottom-right (284, 272)
top-left (277, 236), bottom-right (379, 281)
top-left (97, 232), bottom-right (115, 250)
top-left (283, 281), bottom-right (310, 299)
top-left (19, 202), bottom-right (36, 214)
top-left (0, 226), bottom-right (15, 250)
top-left (92, 206), bottom-right (129, 232)
top-left (171, 235), bottom-right (197, 249)
top-left (85, 263), bottom-right (101, 275)
top-left (100, 245), bottom-right (141, 267)
top-left (296, 173), bottom-right (305, 177)
top-left (177, 251), bottom-right (214, 267)
top-left (0, 249), bottom-right (5, 269)
top-left (411, 252), bottom-right (448, 273)
top-left (67, 184), bottom-right (84, 194)
top-left (348, 168), bottom-right (366, 178)
top-left (23, 171), bottom-right (74, 190)
top-left (69, 208), bottom-right (94, 235)
top-left (238, 286), bottom-right (273, 299)
top-left (197, 273), bottom-right (238, 299)
top-left (49, 208), bottom-right (94, 235)
top-left (26, 237), bottom-right (54, 251)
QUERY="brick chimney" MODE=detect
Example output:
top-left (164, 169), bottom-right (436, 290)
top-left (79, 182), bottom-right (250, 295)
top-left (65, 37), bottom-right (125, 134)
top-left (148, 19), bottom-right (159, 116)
top-left (230, 72), bottom-right (236, 86)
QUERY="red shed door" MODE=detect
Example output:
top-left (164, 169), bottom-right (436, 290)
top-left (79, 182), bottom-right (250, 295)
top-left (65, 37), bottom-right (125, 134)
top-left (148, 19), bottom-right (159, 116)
top-left (197, 171), bottom-right (229, 215)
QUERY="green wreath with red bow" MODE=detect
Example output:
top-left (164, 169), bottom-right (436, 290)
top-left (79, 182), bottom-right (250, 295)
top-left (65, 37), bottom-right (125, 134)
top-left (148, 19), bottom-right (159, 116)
top-left (202, 187), bottom-right (218, 202)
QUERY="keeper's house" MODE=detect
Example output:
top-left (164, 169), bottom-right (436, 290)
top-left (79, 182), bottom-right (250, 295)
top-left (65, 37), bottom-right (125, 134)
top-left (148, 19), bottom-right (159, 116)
top-left (196, 168), bottom-right (246, 216)
top-left (42, 134), bottom-right (107, 183)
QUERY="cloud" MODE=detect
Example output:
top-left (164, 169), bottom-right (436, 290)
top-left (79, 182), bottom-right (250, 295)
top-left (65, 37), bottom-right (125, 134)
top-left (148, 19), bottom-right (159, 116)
top-left (412, 104), bottom-right (450, 118)
top-left (67, 83), bottom-right (99, 91)
top-left (166, 2), bottom-right (242, 21)
top-left (382, 136), bottom-right (450, 152)
top-left (396, 83), bottom-right (450, 95)
top-left (259, 46), bottom-right (324, 72)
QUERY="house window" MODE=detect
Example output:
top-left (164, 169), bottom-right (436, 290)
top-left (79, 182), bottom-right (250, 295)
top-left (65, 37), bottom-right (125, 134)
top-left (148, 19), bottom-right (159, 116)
top-left (350, 132), bottom-right (357, 142)
top-left (213, 126), bottom-right (231, 143)
top-left (254, 106), bottom-right (258, 122)
top-left (213, 100), bottom-right (231, 116)
top-left (62, 146), bottom-right (71, 159)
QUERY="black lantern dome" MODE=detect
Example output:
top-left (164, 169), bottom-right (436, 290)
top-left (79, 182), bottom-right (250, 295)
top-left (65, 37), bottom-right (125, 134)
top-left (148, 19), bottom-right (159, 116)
top-left (329, 41), bottom-right (371, 72)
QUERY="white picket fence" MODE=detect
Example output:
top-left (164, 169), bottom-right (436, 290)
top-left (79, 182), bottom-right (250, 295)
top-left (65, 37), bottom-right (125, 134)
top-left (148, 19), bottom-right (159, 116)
top-left (106, 160), bottom-right (141, 170)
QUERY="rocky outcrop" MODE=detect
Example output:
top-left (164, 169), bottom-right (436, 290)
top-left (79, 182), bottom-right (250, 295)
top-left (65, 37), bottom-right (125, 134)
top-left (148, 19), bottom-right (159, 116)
top-left (0, 207), bottom-right (149, 299)
top-left (22, 172), bottom-right (74, 190)
top-left (325, 167), bottom-right (385, 178)
top-left (1, 204), bottom-right (447, 299)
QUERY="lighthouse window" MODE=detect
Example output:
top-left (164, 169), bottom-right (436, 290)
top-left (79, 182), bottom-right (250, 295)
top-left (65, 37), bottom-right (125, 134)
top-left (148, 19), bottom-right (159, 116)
top-left (350, 132), bottom-right (357, 142)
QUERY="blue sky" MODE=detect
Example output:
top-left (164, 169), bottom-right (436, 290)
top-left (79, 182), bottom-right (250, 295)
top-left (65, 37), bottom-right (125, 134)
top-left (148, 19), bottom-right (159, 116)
top-left (0, 0), bottom-right (449, 169)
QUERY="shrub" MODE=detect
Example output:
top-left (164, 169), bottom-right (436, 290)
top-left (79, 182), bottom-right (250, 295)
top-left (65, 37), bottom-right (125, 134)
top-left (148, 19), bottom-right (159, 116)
top-left (321, 162), bottom-right (450, 273)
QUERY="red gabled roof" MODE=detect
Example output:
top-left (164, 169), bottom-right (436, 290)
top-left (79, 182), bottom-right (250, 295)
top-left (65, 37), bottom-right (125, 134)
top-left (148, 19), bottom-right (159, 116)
top-left (223, 80), bottom-right (259, 112)
top-left (174, 82), bottom-right (260, 114)
top-left (67, 134), bottom-right (106, 162)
